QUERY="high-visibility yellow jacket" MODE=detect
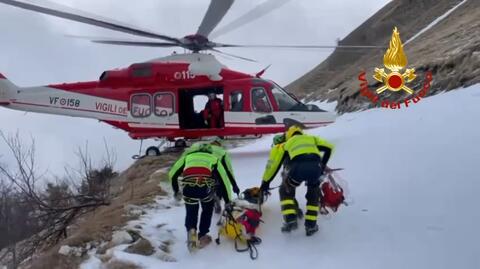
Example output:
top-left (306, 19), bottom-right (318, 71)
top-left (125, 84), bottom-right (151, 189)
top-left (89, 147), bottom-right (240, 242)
top-left (169, 150), bottom-right (232, 202)
top-left (262, 134), bottom-right (334, 184)
top-left (182, 142), bottom-right (239, 193)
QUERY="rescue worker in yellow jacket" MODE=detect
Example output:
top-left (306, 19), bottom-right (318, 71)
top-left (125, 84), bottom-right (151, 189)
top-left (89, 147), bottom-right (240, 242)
top-left (184, 139), bottom-right (240, 195)
top-left (169, 143), bottom-right (234, 250)
top-left (183, 138), bottom-right (240, 213)
top-left (260, 125), bottom-right (334, 236)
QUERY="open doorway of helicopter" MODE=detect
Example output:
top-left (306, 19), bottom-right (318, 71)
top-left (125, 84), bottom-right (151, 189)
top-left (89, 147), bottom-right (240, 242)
top-left (178, 87), bottom-right (224, 130)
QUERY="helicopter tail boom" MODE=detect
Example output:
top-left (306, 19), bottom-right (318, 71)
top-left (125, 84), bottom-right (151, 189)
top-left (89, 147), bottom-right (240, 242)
top-left (0, 73), bottom-right (16, 105)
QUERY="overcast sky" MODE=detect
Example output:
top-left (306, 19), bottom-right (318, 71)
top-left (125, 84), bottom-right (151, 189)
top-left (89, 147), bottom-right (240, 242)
top-left (0, 0), bottom-right (390, 178)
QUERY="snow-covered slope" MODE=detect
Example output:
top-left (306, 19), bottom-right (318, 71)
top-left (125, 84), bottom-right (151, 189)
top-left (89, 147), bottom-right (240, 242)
top-left (83, 84), bottom-right (480, 269)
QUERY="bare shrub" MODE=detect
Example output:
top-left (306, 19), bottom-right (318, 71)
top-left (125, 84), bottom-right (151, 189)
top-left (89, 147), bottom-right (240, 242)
top-left (0, 132), bottom-right (117, 268)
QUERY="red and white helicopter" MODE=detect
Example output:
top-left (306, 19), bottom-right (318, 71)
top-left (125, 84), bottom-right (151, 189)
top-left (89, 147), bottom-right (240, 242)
top-left (0, 0), bottom-right (379, 155)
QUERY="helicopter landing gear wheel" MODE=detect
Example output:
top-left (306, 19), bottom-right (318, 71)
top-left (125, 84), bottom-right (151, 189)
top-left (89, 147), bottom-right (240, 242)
top-left (174, 139), bottom-right (187, 148)
top-left (146, 146), bottom-right (161, 156)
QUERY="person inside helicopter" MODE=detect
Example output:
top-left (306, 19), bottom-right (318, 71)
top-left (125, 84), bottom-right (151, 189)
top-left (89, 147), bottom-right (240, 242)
top-left (202, 92), bottom-right (224, 128)
top-left (252, 88), bottom-right (272, 113)
top-left (230, 91), bottom-right (244, 112)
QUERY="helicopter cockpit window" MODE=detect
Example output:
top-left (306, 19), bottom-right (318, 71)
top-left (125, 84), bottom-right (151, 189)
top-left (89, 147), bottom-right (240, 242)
top-left (230, 91), bottom-right (244, 111)
top-left (131, 94), bottom-right (151, 118)
top-left (271, 83), bottom-right (301, 111)
top-left (154, 93), bottom-right (174, 117)
top-left (251, 88), bottom-right (272, 113)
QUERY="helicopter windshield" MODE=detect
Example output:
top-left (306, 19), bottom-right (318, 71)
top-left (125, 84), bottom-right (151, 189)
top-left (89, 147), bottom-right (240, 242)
top-left (270, 83), bottom-right (302, 111)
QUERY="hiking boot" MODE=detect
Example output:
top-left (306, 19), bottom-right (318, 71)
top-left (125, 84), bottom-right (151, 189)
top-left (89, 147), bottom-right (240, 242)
top-left (281, 221), bottom-right (298, 233)
top-left (198, 235), bottom-right (212, 248)
top-left (305, 224), bottom-right (319, 236)
top-left (187, 229), bottom-right (198, 252)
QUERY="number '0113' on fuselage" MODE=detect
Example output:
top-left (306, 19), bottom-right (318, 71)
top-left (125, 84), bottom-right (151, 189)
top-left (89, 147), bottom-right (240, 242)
top-left (0, 53), bottom-right (336, 140)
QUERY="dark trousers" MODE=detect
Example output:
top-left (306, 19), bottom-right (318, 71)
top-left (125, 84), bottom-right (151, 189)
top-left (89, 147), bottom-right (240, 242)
top-left (279, 155), bottom-right (323, 227)
top-left (183, 185), bottom-right (215, 237)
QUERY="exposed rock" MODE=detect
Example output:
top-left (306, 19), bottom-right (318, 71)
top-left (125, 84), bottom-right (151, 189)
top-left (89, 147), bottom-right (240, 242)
top-left (125, 238), bottom-right (155, 256)
top-left (96, 242), bottom-right (109, 255)
top-left (58, 245), bottom-right (84, 257)
top-left (105, 259), bottom-right (141, 269)
top-left (124, 204), bottom-right (146, 218)
top-left (98, 249), bottom-right (114, 263)
top-left (126, 230), bottom-right (142, 243)
top-left (58, 245), bottom-right (71, 256)
top-left (111, 230), bottom-right (133, 246)
top-left (156, 223), bottom-right (167, 229)
top-left (158, 240), bottom-right (173, 254)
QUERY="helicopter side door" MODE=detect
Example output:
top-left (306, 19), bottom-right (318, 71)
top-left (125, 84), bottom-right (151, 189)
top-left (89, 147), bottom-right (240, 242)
top-left (127, 90), bottom-right (178, 128)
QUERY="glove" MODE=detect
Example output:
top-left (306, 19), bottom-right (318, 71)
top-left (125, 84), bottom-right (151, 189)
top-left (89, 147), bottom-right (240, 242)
top-left (273, 134), bottom-right (286, 145)
top-left (259, 181), bottom-right (271, 202)
top-left (174, 192), bottom-right (182, 202)
top-left (224, 203), bottom-right (234, 213)
top-left (233, 185), bottom-right (240, 196)
top-left (260, 181), bottom-right (270, 193)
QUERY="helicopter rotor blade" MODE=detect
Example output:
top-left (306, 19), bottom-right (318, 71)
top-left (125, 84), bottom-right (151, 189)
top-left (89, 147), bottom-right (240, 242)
top-left (92, 40), bottom-right (179, 47)
top-left (196, 0), bottom-right (234, 37)
top-left (66, 35), bottom-right (179, 47)
top-left (215, 44), bottom-right (387, 49)
top-left (210, 0), bottom-right (291, 39)
top-left (210, 49), bottom-right (257, 63)
top-left (0, 0), bottom-right (180, 43)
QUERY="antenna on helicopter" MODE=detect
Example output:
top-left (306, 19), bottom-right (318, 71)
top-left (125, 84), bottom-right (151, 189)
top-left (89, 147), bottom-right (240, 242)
top-left (256, 65), bottom-right (272, 78)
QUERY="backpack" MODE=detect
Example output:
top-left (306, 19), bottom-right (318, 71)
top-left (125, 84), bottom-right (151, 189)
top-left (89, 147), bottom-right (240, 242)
top-left (320, 170), bottom-right (346, 213)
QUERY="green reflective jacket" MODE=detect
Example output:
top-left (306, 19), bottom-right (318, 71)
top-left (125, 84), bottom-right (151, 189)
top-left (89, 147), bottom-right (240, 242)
top-left (182, 142), bottom-right (238, 192)
top-left (262, 134), bottom-right (334, 183)
top-left (168, 149), bottom-right (233, 202)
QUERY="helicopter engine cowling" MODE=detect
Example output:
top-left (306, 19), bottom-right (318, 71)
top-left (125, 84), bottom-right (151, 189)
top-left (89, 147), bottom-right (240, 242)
top-left (99, 69), bottom-right (131, 86)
